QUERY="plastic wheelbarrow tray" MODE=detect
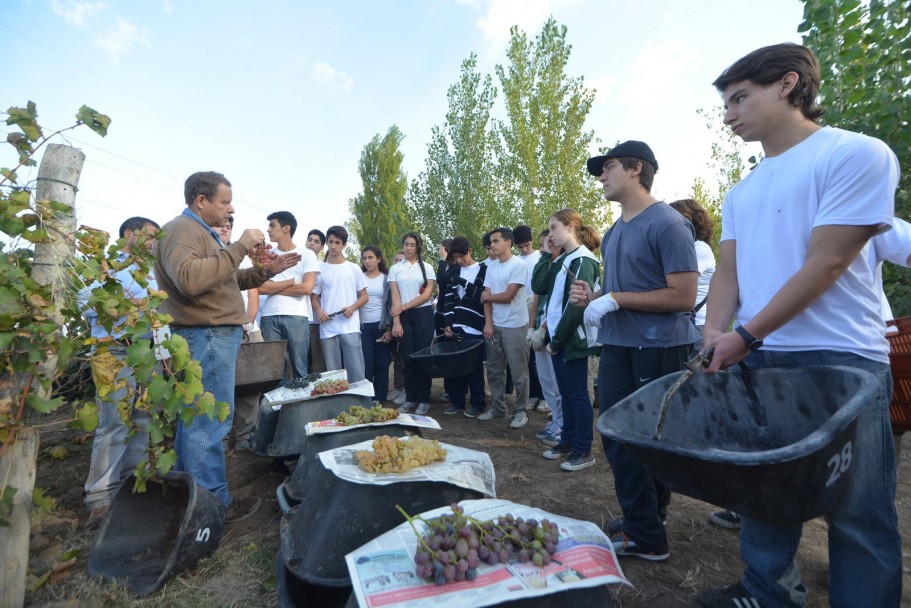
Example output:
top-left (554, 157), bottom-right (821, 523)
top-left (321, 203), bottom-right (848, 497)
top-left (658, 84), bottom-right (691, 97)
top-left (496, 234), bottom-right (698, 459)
top-left (411, 336), bottom-right (483, 378)
top-left (268, 393), bottom-right (375, 459)
top-left (280, 465), bottom-right (485, 587)
top-left (88, 471), bottom-right (225, 596)
top-left (597, 365), bottom-right (879, 524)
top-left (279, 424), bottom-right (422, 513)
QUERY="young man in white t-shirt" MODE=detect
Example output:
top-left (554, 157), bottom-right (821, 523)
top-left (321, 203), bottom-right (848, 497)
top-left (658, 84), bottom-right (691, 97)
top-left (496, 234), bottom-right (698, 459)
top-left (695, 43), bottom-right (901, 608)
top-left (258, 211), bottom-right (320, 382)
top-left (310, 225), bottom-right (368, 382)
top-left (514, 225), bottom-right (545, 411)
top-left (480, 227), bottom-right (530, 428)
top-left (305, 229), bottom-right (327, 373)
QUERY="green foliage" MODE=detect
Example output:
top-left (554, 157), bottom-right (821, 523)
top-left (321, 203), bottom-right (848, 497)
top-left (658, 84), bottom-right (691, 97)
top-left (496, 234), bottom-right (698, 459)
top-left (495, 18), bottom-right (605, 234)
top-left (800, 0), bottom-right (911, 315)
top-left (409, 19), bottom-right (603, 250)
top-left (348, 125), bottom-right (413, 260)
top-left (1, 101), bottom-right (219, 500)
top-left (409, 54), bottom-right (502, 251)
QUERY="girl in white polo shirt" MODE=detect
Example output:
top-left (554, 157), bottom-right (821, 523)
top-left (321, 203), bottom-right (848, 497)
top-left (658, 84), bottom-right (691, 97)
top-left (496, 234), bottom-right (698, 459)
top-left (388, 232), bottom-right (437, 415)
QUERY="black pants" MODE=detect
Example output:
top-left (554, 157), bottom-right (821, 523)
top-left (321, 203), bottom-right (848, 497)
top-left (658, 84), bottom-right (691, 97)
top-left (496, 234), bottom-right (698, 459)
top-left (598, 343), bottom-right (691, 550)
top-left (399, 306), bottom-right (434, 403)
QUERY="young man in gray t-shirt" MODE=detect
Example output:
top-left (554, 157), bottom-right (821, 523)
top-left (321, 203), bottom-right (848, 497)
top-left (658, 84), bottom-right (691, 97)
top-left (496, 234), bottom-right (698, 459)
top-left (571, 141), bottom-right (698, 562)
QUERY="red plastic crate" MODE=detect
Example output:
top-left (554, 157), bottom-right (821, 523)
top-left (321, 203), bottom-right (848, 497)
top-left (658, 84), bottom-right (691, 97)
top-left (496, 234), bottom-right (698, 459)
top-left (887, 317), bottom-right (911, 433)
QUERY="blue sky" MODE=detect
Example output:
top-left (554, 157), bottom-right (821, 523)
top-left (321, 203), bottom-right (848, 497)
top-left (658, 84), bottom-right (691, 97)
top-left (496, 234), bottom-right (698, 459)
top-left (2, 0), bottom-right (804, 244)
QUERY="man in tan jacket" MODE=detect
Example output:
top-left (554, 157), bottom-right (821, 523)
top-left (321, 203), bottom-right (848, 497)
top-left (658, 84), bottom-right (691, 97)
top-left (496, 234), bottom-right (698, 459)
top-left (155, 171), bottom-right (299, 523)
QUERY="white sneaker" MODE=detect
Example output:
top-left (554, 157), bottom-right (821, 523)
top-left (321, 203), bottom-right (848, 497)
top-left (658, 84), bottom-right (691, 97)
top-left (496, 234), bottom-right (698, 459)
top-left (393, 392), bottom-right (407, 406)
top-left (510, 411), bottom-right (528, 429)
top-left (536, 401), bottom-right (550, 413)
top-left (477, 409), bottom-right (506, 422)
top-left (398, 401), bottom-right (416, 413)
top-left (415, 403), bottom-right (431, 415)
top-left (387, 389), bottom-right (401, 401)
top-left (528, 397), bottom-right (539, 407)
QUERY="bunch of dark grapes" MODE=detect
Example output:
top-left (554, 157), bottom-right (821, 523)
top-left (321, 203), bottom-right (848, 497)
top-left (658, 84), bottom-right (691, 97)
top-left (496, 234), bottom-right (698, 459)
top-left (310, 378), bottom-right (349, 395)
top-left (336, 404), bottom-right (399, 425)
top-left (398, 503), bottom-right (560, 586)
top-left (284, 377), bottom-right (310, 390)
top-left (248, 240), bottom-right (277, 270)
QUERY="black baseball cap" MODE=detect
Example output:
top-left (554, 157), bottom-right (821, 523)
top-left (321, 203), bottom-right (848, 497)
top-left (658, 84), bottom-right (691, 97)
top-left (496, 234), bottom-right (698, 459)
top-left (586, 140), bottom-right (659, 176)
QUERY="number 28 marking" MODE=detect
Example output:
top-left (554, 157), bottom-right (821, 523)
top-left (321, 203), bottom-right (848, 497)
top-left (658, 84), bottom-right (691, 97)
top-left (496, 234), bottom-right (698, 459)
top-left (825, 441), bottom-right (853, 487)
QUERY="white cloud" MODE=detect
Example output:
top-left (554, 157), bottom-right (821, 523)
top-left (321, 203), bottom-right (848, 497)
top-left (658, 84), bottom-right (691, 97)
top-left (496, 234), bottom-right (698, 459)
top-left (613, 39), bottom-right (698, 109)
top-left (472, 0), bottom-right (583, 52)
top-left (49, 0), bottom-right (105, 27)
top-left (312, 61), bottom-right (353, 93)
top-left (94, 19), bottom-right (150, 63)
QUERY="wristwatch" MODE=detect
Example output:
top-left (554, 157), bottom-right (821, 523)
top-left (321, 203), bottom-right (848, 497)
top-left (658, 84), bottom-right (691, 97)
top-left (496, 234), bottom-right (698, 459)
top-left (734, 325), bottom-right (763, 351)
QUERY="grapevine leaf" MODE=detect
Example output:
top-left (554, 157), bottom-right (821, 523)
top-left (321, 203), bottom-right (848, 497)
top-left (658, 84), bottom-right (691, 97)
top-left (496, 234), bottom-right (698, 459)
top-left (76, 105), bottom-right (111, 137)
top-left (26, 393), bottom-right (63, 414)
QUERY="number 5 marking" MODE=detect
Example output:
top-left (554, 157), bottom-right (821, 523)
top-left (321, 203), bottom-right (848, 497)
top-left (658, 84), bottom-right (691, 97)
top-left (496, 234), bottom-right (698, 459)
top-left (196, 527), bottom-right (211, 542)
top-left (825, 441), bottom-right (853, 487)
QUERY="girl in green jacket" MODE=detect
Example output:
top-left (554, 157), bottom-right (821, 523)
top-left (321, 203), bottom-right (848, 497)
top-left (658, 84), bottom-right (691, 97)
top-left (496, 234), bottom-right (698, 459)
top-left (535, 209), bottom-right (601, 472)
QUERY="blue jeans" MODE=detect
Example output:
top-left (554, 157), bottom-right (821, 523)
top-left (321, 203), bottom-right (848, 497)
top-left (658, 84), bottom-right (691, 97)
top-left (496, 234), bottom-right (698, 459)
top-left (551, 353), bottom-right (592, 455)
top-left (261, 315), bottom-right (310, 383)
top-left (361, 322), bottom-right (391, 400)
top-left (173, 326), bottom-right (242, 507)
top-left (446, 330), bottom-right (486, 409)
top-left (737, 350), bottom-right (900, 608)
top-left (84, 346), bottom-right (150, 510)
top-left (322, 331), bottom-right (366, 382)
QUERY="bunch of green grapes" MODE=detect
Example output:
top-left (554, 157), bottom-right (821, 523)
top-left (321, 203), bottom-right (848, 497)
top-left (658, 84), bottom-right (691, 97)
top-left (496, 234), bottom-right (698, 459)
top-left (355, 436), bottom-right (446, 473)
top-left (398, 503), bottom-right (561, 586)
top-left (336, 404), bottom-right (399, 425)
top-left (310, 378), bottom-right (349, 396)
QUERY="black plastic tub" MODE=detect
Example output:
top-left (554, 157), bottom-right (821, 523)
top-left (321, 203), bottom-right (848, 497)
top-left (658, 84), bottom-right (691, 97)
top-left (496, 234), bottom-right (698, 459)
top-left (340, 584), bottom-right (614, 607)
top-left (276, 548), bottom-right (352, 608)
top-left (411, 337), bottom-right (483, 378)
top-left (88, 472), bottom-right (225, 596)
top-left (597, 365), bottom-right (878, 523)
top-left (278, 424), bottom-right (422, 513)
top-left (267, 394), bottom-right (375, 459)
top-left (280, 468), bottom-right (484, 587)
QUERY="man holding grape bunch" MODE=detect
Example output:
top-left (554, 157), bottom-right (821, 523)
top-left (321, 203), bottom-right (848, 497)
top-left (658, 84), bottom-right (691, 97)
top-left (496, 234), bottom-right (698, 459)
top-left (155, 171), bottom-right (301, 523)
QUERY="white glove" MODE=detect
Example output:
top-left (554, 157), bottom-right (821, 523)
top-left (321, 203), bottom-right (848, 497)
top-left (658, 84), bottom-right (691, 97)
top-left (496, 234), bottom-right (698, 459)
top-left (583, 292), bottom-right (619, 328)
top-left (530, 326), bottom-right (547, 351)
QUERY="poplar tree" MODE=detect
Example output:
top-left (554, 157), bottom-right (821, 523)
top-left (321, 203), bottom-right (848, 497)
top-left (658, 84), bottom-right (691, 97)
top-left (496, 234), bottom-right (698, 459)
top-left (348, 125), bottom-right (412, 260)
top-left (495, 17), bottom-right (605, 235)
top-left (409, 54), bottom-right (502, 251)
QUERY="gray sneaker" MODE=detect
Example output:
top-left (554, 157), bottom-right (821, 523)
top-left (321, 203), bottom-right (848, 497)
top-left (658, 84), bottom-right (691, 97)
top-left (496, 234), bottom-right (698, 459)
top-left (477, 409), bottom-right (506, 422)
top-left (509, 411), bottom-right (528, 429)
top-left (392, 391), bottom-right (407, 406)
top-left (398, 401), bottom-right (416, 413)
top-left (560, 452), bottom-right (595, 471)
top-left (415, 403), bottom-right (431, 415)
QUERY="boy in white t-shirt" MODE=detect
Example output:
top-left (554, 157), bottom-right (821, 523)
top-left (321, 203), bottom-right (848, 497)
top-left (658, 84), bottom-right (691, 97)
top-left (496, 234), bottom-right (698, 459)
top-left (696, 43), bottom-right (901, 608)
top-left (480, 227), bottom-right (530, 428)
top-left (310, 225), bottom-right (368, 382)
top-left (258, 211), bottom-right (320, 382)
top-left (514, 225), bottom-right (545, 410)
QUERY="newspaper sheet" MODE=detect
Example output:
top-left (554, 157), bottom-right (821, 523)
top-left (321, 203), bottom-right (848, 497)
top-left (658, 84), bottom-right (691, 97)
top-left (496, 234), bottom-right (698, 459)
top-left (345, 499), bottom-right (630, 608)
top-left (318, 439), bottom-right (496, 498)
top-left (263, 369), bottom-right (374, 409)
top-left (306, 413), bottom-right (442, 436)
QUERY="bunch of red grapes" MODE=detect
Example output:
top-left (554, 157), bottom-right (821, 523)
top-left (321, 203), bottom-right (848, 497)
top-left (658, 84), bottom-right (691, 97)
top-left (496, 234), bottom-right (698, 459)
top-left (248, 241), bottom-right (277, 269)
top-left (310, 378), bottom-right (349, 396)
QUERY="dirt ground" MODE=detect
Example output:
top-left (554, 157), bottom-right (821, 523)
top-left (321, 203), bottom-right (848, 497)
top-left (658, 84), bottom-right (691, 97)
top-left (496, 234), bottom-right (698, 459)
top-left (23, 375), bottom-right (911, 607)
